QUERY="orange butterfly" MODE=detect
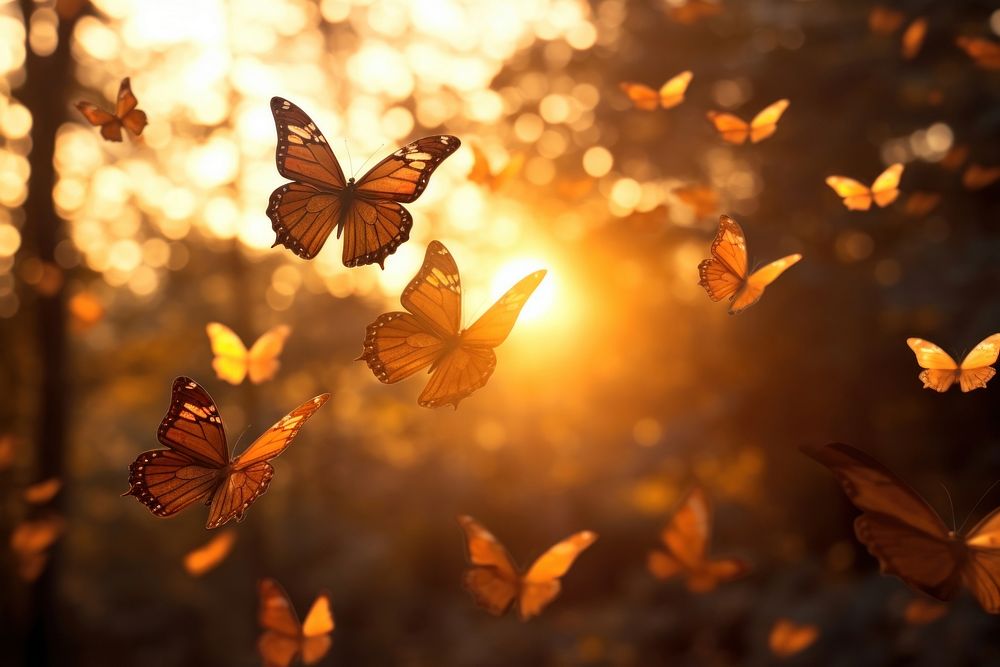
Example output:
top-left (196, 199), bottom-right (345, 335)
top-left (258, 578), bottom-right (334, 667)
top-left (619, 71), bottom-right (694, 110)
top-left (76, 77), bottom-right (147, 142)
top-left (900, 18), bottom-right (928, 60)
top-left (698, 215), bottom-right (802, 315)
top-left (124, 377), bottom-right (329, 529)
top-left (906, 334), bottom-right (1000, 393)
top-left (647, 486), bottom-right (749, 591)
top-left (24, 478), bottom-right (61, 504)
top-left (868, 6), bottom-right (905, 35)
top-left (467, 145), bottom-right (524, 192)
top-left (706, 99), bottom-right (789, 144)
top-left (673, 184), bottom-right (719, 219)
top-left (768, 619), bottom-right (819, 658)
top-left (360, 241), bottom-right (545, 408)
top-left (206, 322), bottom-right (291, 385)
top-left (804, 442), bottom-right (1000, 613)
top-left (267, 97), bottom-right (460, 267)
top-left (825, 163), bottom-right (903, 211)
top-left (962, 164), bottom-right (1000, 191)
top-left (457, 515), bottom-right (597, 621)
top-left (902, 597), bottom-right (949, 625)
top-left (184, 530), bottom-right (237, 576)
top-left (956, 37), bottom-right (1000, 70)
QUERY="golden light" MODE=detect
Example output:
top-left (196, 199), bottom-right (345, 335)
top-left (488, 255), bottom-right (556, 326)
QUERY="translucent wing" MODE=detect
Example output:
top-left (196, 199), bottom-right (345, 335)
top-left (961, 549), bottom-right (1000, 613)
top-left (418, 346), bottom-right (497, 409)
top-left (658, 70), bottom-right (693, 109)
top-left (183, 530), bottom-right (236, 576)
top-left (706, 111), bottom-right (750, 144)
top-left (206, 322), bottom-right (250, 385)
top-left (519, 531), bottom-right (596, 620)
top-left (468, 144), bottom-right (494, 183)
top-left (769, 619), bottom-right (819, 658)
top-left (205, 461), bottom-right (273, 529)
top-left (685, 559), bottom-right (749, 592)
top-left (302, 594), bottom-right (335, 637)
top-left (400, 240), bottom-right (463, 338)
top-left (619, 82), bottom-right (661, 110)
top-left (24, 478), bottom-right (61, 504)
top-left (155, 377), bottom-right (230, 467)
top-left (76, 101), bottom-right (123, 142)
top-left (234, 393), bottom-right (331, 469)
top-left (748, 99), bottom-right (789, 143)
top-left (661, 487), bottom-right (712, 569)
top-left (698, 215), bottom-right (748, 301)
top-left (871, 163), bottom-right (904, 207)
top-left (258, 578), bottom-right (301, 636)
top-left (270, 97), bottom-right (346, 190)
top-left (462, 270), bottom-right (546, 347)
top-left (355, 135), bottom-right (461, 203)
top-left (958, 334), bottom-right (1000, 371)
top-left (458, 515), bottom-right (521, 616)
top-left (907, 337), bottom-right (960, 392)
top-left (247, 325), bottom-right (292, 384)
top-left (730, 253), bottom-right (802, 314)
top-left (826, 176), bottom-right (874, 210)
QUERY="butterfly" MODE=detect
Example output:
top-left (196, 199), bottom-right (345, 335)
top-left (124, 377), bottom-right (329, 529)
top-left (962, 164), bottom-right (1000, 191)
top-left (360, 241), bottom-right (545, 408)
top-left (900, 18), bottom-right (928, 60)
top-left (647, 486), bottom-right (749, 591)
top-left (906, 334), bottom-right (1000, 393)
top-left (205, 322), bottom-right (291, 386)
top-left (267, 97), bottom-right (460, 268)
top-left (24, 478), bottom-right (61, 504)
top-left (825, 163), bottom-right (903, 211)
top-left (457, 514), bottom-right (597, 621)
top-left (619, 71), bottom-right (694, 110)
top-left (956, 37), bottom-right (1000, 70)
top-left (184, 530), bottom-right (237, 576)
top-left (76, 77), bottom-right (147, 142)
top-left (768, 619), bottom-right (819, 658)
top-left (673, 184), bottom-right (719, 219)
top-left (803, 442), bottom-right (1000, 613)
top-left (11, 516), bottom-right (65, 582)
top-left (868, 6), bottom-right (905, 35)
top-left (698, 215), bottom-right (802, 315)
top-left (258, 578), bottom-right (334, 667)
top-left (706, 99), bottom-right (789, 145)
top-left (467, 144), bottom-right (524, 192)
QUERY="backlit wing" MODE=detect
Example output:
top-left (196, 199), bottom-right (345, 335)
top-left (355, 135), bottom-right (460, 203)
top-left (958, 334), bottom-right (1000, 370)
top-left (518, 531), bottom-right (597, 620)
top-left (462, 270), bottom-right (546, 347)
top-left (707, 111), bottom-right (750, 144)
top-left (871, 163), bottom-right (904, 207)
top-left (907, 338), bottom-right (960, 392)
top-left (619, 82), bottom-right (661, 110)
top-left (698, 215), bottom-right (748, 301)
top-left (658, 70), bottom-right (693, 109)
top-left (247, 325), bottom-right (292, 384)
top-left (234, 393), bottom-right (331, 468)
top-left (156, 377), bottom-right (230, 467)
top-left (661, 487), bottom-right (712, 569)
top-left (270, 97), bottom-right (345, 190)
top-left (458, 515), bottom-right (521, 616)
top-left (401, 240), bottom-right (463, 338)
top-left (826, 176), bottom-right (873, 210)
top-left (730, 253), bottom-right (802, 314)
top-left (418, 345), bottom-right (496, 409)
top-left (361, 312), bottom-right (447, 384)
top-left (268, 184), bottom-right (342, 260)
top-left (206, 322), bottom-right (250, 385)
top-left (748, 99), bottom-right (789, 143)
top-left (183, 530), bottom-right (236, 576)
top-left (76, 101), bottom-right (122, 142)
top-left (205, 461), bottom-right (274, 529)
top-left (258, 578), bottom-right (302, 667)
top-left (769, 619), bottom-right (819, 658)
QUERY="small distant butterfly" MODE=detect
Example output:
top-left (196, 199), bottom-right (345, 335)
top-left (868, 6), bottom-right (905, 35)
top-left (962, 164), bottom-right (1000, 191)
top-left (205, 322), bottom-right (291, 386)
top-left (457, 515), bottom-right (597, 621)
top-left (76, 77), bottom-right (147, 142)
top-left (647, 486), bottom-right (749, 591)
top-left (184, 530), bottom-right (237, 576)
top-left (258, 578), bottom-right (334, 667)
top-left (124, 377), bottom-right (329, 529)
top-left (906, 334), bottom-right (1000, 393)
top-left (667, 0), bottom-right (723, 24)
top-left (619, 71), bottom-right (694, 110)
top-left (24, 478), bottom-right (61, 504)
top-left (768, 619), bottom-right (819, 658)
top-left (706, 99), bottom-right (789, 145)
top-left (902, 597), bottom-right (949, 625)
top-left (467, 144), bottom-right (524, 192)
top-left (825, 163), bottom-right (903, 211)
top-left (803, 442), bottom-right (1000, 614)
top-left (267, 97), bottom-right (460, 267)
top-left (698, 215), bottom-right (802, 315)
top-left (956, 37), bottom-right (1000, 70)
top-left (11, 515), bottom-right (65, 582)
top-left (901, 18), bottom-right (928, 60)
top-left (360, 241), bottom-right (545, 408)
top-left (673, 184), bottom-right (719, 219)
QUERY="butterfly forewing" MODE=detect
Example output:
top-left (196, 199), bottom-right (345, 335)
top-left (401, 240), bottom-right (464, 337)
top-left (247, 325), bottom-right (293, 384)
top-left (698, 215), bottom-right (748, 301)
top-left (749, 99), bottom-right (789, 143)
top-left (234, 394), bottom-right (331, 469)
top-left (270, 97), bottom-right (346, 190)
top-left (356, 135), bottom-right (460, 203)
top-left (458, 515), bottom-right (521, 616)
top-left (462, 270), bottom-right (546, 347)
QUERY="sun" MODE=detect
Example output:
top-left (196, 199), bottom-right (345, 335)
top-left (489, 256), bottom-right (557, 326)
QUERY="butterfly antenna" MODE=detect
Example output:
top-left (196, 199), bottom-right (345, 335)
top-left (344, 139), bottom-right (354, 177)
top-left (939, 482), bottom-right (957, 534)
top-left (233, 424), bottom-right (253, 452)
top-left (957, 479), bottom-right (1000, 535)
top-left (354, 143), bottom-right (385, 179)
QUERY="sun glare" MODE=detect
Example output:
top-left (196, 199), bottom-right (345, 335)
top-left (489, 256), bottom-right (556, 326)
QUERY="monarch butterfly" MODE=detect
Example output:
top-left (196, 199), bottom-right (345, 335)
top-left (205, 322), bottom-right (291, 385)
top-left (803, 442), bottom-right (1000, 613)
top-left (768, 619), bottom-right (819, 658)
top-left (267, 97), bottom-right (460, 268)
top-left (258, 578), bottom-right (334, 667)
top-left (183, 530), bottom-right (237, 576)
top-left (906, 334), bottom-right (1000, 393)
top-left (647, 486), bottom-right (749, 591)
top-left (956, 37), bottom-right (1000, 70)
top-left (457, 515), bottom-right (597, 621)
top-left (825, 163), bottom-right (903, 211)
top-left (706, 99), bottom-right (789, 144)
top-left (698, 215), bottom-right (802, 315)
top-left (360, 241), bottom-right (545, 408)
top-left (124, 377), bottom-right (329, 529)
top-left (619, 71), bottom-right (694, 110)
top-left (76, 77), bottom-right (147, 142)
top-left (467, 144), bottom-right (524, 192)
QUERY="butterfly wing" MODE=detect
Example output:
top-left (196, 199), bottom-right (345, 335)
top-left (769, 619), bottom-right (819, 658)
top-left (698, 215), bottom-right (748, 302)
top-left (658, 70), bottom-right (693, 109)
top-left (76, 102), bottom-right (123, 142)
top-left (901, 18), bottom-right (927, 60)
top-left (619, 82), bottom-right (661, 110)
top-left (803, 443), bottom-right (962, 600)
top-left (706, 111), bottom-right (750, 144)
top-left (339, 197), bottom-right (413, 268)
top-left (956, 333), bottom-right (1000, 392)
top-left (401, 240), bottom-right (463, 337)
top-left (114, 78), bottom-right (147, 137)
top-left (826, 176), bottom-right (874, 211)
top-left (125, 449), bottom-right (221, 518)
top-left (183, 530), bottom-right (236, 576)
top-left (206, 322), bottom-right (250, 385)
top-left (871, 163), bottom-right (904, 207)
top-left (462, 270), bottom-right (546, 347)
top-left (458, 515), bottom-right (521, 617)
top-left (957, 37), bottom-right (1000, 70)
top-left (233, 393), bottom-right (331, 469)
top-left (258, 578), bottom-right (303, 667)
top-left (156, 377), bottom-right (230, 466)
top-left (355, 135), bottom-right (460, 204)
top-left (519, 531), bottom-right (597, 620)
top-left (730, 253), bottom-right (802, 314)
top-left (247, 325), bottom-right (292, 384)
top-left (906, 338), bottom-right (960, 392)
top-left (300, 594), bottom-right (334, 664)
top-left (748, 99), bottom-right (789, 143)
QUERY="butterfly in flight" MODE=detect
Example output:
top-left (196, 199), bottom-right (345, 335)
top-left (804, 442), bottom-right (1000, 613)
top-left (205, 322), bottom-right (291, 386)
top-left (267, 97), bottom-right (460, 268)
top-left (457, 515), bottom-right (597, 621)
top-left (360, 240), bottom-right (545, 408)
top-left (76, 77), bottom-right (148, 142)
top-left (698, 215), bottom-right (802, 315)
top-left (706, 99), bottom-right (789, 144)
top-left (647, 486), bottom-right (749, 591)
top-left (467, 144), bottom-right (524, 192)
top-left (183, 530), bottom-right (237, 576)
top-left (825, 163), bottom-right (903, 211)
top-left (619, 71), bottom-right (694, 110)
top-left (768, 619), bottom-right (819, 658)
top-left (258, 578), bottom-right (334, 667)
top-left (124, 377), bottom-right (329, 529)
top-left (906, 334), bottom-right (1000, 393)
